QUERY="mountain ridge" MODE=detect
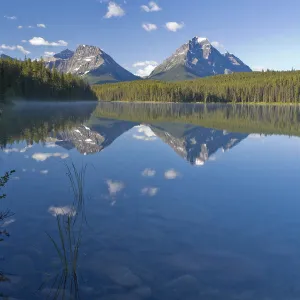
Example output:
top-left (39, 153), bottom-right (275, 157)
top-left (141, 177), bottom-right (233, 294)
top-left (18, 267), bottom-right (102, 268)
top-left (0, 54), bottom-right (13, 60)
top-left (45, 45), bottom-right (140, 84)
top-left (149, 36), bottom-right (252, 81)
top-left (43, 37), bottom-right (252, 84)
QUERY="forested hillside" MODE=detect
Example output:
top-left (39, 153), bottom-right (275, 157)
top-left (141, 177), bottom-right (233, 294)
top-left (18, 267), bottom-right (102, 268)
top-left (93, 71), bottom-right (300, 104)
top-left (0, 58), bottom-right (97, 103)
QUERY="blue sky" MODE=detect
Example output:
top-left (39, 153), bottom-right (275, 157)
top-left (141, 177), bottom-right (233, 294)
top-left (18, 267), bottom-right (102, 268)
top-left (1, 0), bottom-right (300, 75)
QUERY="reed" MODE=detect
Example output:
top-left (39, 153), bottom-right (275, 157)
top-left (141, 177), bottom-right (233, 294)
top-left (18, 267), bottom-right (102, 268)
top-left (44, 163), bottom-right (87, 299)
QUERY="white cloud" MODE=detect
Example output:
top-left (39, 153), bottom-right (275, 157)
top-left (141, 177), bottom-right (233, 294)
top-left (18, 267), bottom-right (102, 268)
top-left (142, 23), bottom-right (157, 32)
top-left (48, 206), bottom-right (76, 217)
top-left (104, 2), bottom-right (125, 18)
top-left (37, 23), bottom-right (46, 28)
top-left (21, 40), bottom-right (27, 43)
top-left (106, 180), bottom-right (125, 196)
top-left (165, 22), bottom-right (184, 32)
top-left (135, 64), bottom-right (157, 77)
top-left (32, 152), bottom-right (69, 162)
top-left (16, 45), bottom-right (30, 55)
top-left (133, 60), bottom-right (158, 77)
top-left (0, 44), bottom-right (30, 55)
top-left (141, 1), bottom-right (162, 12)
top-left (3, 148), bottom-right (19, 153)
top-left (248, 134), bottom-right (266, 139)
top-left (133, 125), bottom-right (157, 141)
top-left (3, 145), bottom-right (32, 153)
top-left (164, 169), bottom-right (180, 180)
top-left (211, 41), bottom-right (226, 53)
top-left (0, 44), bottom-right (16, 51)
top-left (29, 37), bottom-right (68, 47)
top-left (141, 187), bottom-right (158, 197)
top-left (28, 25), bottom-right (34, 29)
top-left (142, 168), bottom-right (156, 177)
top-left (133, 60), bottom-right (157, 67)
top-left (17, 25), bottom-right (23, 29)
top-left (45, 143), bottom-right (58, 148)
top-left (40, 170), bottom-right (49, 174)
top-left (44, 51), bottom-right (55, 57)
top-left (4, 16), bottom-right (17, 20)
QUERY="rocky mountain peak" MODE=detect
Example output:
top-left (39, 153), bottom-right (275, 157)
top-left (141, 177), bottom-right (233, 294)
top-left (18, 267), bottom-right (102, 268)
top-left (53, 49), bottom-right (74, 60)
top-left (223, 52), bottom-right (243, 66)
top-left (149, 35), bottom-right (252, 81)
top-left (75, 45), bottom-right (103, 56)
top-left (44, 44), bottom-right (139, 84)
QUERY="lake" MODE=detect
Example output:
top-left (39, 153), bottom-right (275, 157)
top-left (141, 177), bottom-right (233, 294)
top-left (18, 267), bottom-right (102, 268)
top-left (0, 101), bottom-right (300, 300)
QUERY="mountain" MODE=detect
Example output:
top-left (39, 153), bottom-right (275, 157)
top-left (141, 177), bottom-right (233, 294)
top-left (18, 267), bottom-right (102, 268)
top-left (149, 37), bottom-right (252, 81)
top-left (0, 54), bottom-right (13, 60)
top-left (45, 45), bottom-right (139, 84)
top-left (53, 49), bottom-right (74, 60)
top-left (150, 123), bottom-right (248, 165)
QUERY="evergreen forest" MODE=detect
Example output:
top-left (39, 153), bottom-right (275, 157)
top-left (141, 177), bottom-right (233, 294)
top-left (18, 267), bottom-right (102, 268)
top-left (0, 57), bottom-right (97, 103)
top-left (92, 71), bottom-right (300, 104)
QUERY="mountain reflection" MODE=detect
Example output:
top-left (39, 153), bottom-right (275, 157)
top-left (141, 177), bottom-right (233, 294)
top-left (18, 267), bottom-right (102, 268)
top-left (2, 102), bottom-right (300, 165)
top-left (0, 101), bottom-right (97, 148)
top-left (54, 118), bottom-right (137, 154)
top-left (150, 123), bottom-right (248, 165)
top-left (50, 119), bottom-right (247, 166)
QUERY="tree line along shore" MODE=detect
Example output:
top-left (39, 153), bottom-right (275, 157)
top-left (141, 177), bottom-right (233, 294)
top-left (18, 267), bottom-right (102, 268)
top-left (1, 57), bottom-right (300, 104)
top-left (92, 71), bottom-right (300, 104)
top-left (0, 58), bottom-right (97, 103)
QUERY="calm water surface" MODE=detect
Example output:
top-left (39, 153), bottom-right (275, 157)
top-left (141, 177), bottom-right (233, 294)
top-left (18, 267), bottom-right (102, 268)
top-left (0, 102), bottom-right (300, 300)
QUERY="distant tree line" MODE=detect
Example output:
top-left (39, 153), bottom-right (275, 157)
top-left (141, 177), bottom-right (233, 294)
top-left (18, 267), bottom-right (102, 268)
top-left (92, 71), bottom-right (300, 103)
top-left (0, 58), bottom-right (97, 103)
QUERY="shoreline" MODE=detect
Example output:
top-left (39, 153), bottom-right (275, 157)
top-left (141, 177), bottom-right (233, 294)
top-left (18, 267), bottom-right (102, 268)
top-left (97, 100), bottom-right (300, 106)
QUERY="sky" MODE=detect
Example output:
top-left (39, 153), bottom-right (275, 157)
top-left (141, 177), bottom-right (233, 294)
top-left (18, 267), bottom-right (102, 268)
top-left (1, 0), bottom-right (300, 76)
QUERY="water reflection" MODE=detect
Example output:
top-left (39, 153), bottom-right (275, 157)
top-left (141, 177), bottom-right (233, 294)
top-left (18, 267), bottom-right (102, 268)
top-left (1, 102), bottom-right (300, 163)
top-left (40, 164), bottom-right (87, 300)
top-left (150, 124), bottom-right (248, 166)
top-left (0, 101), bottom-right (97, 148)
top-left (0, 170), bottom-right (16, 299)
top-left (0, 102), bottom-right (300, 299)
top-left (48, 121), bottom-right (249, 167)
